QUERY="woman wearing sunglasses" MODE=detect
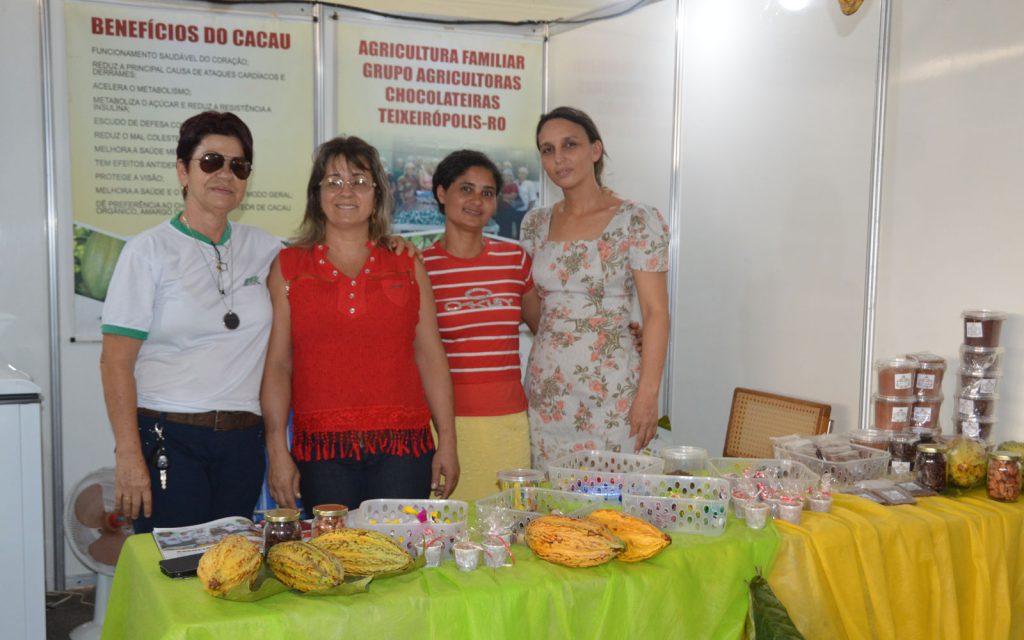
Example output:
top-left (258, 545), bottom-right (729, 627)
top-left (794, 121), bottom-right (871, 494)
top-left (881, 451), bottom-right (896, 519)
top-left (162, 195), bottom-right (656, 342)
top-left (100, 111), bottom-right (281, 532)
top-left (420, 150), bottom-right (539, 501)
top-left (261, 136), bottom-right (458, 514)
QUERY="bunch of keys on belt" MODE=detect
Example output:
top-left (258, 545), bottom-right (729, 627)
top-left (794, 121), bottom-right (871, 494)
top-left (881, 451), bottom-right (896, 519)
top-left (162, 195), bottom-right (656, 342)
top-left (150, 424), bottom-right (170, 490)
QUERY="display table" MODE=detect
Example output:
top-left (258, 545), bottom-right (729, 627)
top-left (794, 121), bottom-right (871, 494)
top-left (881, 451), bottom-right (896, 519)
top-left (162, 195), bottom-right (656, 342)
top-left (768, 488), bottom-right (1024, 640)
top-left (102, 520), bottom-right (779, 640)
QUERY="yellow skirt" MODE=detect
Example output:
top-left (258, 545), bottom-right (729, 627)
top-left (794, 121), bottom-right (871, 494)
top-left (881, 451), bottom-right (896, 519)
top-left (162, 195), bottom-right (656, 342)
top-left (435, 412), bottom-right (530, 503)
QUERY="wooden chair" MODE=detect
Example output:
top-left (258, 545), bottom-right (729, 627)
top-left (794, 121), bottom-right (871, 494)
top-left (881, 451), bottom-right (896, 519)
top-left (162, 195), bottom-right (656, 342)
top-left (723, 388), bottom-right (831, 458)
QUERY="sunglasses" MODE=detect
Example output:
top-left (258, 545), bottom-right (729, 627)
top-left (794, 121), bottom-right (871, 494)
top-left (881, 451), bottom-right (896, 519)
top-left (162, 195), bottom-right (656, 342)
top-left (193, 152), bottom-right (252, 180)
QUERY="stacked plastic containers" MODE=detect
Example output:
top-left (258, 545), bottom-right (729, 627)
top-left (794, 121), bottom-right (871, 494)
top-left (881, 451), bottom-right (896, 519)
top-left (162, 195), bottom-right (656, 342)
top-left (956, 310), bottom-right (1007, 441)
top-left (868, 353), bottom-right (946, 473)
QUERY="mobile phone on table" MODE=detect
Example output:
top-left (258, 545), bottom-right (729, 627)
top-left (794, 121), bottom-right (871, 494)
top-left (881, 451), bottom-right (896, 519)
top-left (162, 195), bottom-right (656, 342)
top-left (158, 553), bottom-right (203, 578)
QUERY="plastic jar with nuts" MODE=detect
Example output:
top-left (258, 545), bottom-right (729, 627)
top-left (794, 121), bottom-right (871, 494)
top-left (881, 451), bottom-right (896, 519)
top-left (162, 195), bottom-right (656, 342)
top-left (987, 451), bottom-right (1022, 503)
top-left (312, 503), bottom-right (349, 537)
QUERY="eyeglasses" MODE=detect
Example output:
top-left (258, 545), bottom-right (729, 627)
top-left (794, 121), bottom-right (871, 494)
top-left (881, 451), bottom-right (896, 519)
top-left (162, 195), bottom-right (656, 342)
top-left (192, 152), bottom-right (252, 180)
top-left (321, 175), bottom-right (374, 193)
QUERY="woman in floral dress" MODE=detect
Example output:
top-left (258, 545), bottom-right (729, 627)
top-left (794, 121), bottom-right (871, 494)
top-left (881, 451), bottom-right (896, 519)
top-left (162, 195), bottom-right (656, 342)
top-left (520, 106), bottom-right (670, 469)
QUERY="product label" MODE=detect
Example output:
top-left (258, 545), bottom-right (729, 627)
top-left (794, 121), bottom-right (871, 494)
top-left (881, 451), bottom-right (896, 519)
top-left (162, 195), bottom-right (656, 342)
top-left (891, 407), bottom-right (909, 422)
top-left (979, 378), bottom-right (997, 394)
top-left (916, 373), bottom-right (935, 390)
top-left (966, 321), bottom-right (984, 338)
top-left (913, 407), bottom-right (933, 423)
top-left (959, 398), bottom-right (975, 415)
top-left (891, 460), bottom-right (911, 474)
top-left (894, 373), bottom-right (913, 390)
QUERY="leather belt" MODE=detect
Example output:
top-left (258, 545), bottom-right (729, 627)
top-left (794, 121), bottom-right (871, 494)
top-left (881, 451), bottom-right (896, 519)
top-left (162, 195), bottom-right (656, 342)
top-left (137, 407), bottom-right (261, 432)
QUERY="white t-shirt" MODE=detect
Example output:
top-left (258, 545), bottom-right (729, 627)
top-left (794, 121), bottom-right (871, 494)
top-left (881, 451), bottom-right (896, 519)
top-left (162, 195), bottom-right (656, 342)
top-left (101, 215), bottom-right (281, 413)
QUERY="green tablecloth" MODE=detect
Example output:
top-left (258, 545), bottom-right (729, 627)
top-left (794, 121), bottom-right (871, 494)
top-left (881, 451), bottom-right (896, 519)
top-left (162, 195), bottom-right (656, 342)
top-left (101, 519), bottom-right (780, 640)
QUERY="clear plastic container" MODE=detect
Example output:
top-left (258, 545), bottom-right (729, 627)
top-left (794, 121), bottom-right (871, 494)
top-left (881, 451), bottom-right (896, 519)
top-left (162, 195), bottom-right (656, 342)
top-left (660, 446), bottom-right (709, 475)
top-left (907, 352), bottom-right (946, 394)
top-left (621, 473), bottom-right (729, 536)
top-left (849, 428), bottom-right (891, 451)
top-left (987, 451), bottom-right (1022, 503)
top-left (954, 415), bottom-right (997, 441)
top-left (959, 345), bottom-right (1003, 375)
top-left (957, 370), bottom-right (1001, 397)
top-left (962, 309), bottom-right (1007, 348)
top-left (548, 450), bottom-right (664, 502)
top-left (911, 394), bottom-right (943, 429)
top-left (888, 432), bottom-right (920, 475)
top-left (496, 468), bottom-right (546, 492)
top-left (873, 394), bottom-right (914, 430)
top-left (956, 389), bottom-right (999, 420)
top-left (874, 357), bottom-right (918, 398)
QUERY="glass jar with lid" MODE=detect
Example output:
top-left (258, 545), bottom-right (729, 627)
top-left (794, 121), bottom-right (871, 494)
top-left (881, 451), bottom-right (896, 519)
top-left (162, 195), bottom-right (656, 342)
top-left (915, 443), bottom-right (947, 493)
top-left (987, 451), bottom-right (1021, 503)
top-left (889, 432), bottom-right (920, 475)
top-left (312, 503), bottom-right (349, 538)
top-left (263, 508), bottom-right (302, 554)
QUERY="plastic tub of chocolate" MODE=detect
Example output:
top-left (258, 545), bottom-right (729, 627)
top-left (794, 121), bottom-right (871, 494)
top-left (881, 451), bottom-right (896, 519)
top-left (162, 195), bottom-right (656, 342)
top-left (849, 428), bottom-right (891, 451)
top-left (907, 352), bottom-right (946, 394)
top-left (956, 389), bottom-right (999, 419)
top-left (959, 345), bottom-right (1004, 375)
top-left (874, 357), bottom-right (918, 398)
top-left (954, 416), bottom-right (996, 441)
top-left (873, 394), bottom-right (913, 430)
top-left (962, 309), bottom-right (1007, 347)
top-left (911, 394), bottom-right (943, 429)
top-left (910, 424), bottom-right (941, 444)
top-left (957, 370), bottom-right (1001, 397)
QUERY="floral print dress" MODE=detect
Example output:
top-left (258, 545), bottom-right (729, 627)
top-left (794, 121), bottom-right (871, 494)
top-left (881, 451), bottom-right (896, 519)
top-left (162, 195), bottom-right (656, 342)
top-left (520, 201), bottom-right (670, 469)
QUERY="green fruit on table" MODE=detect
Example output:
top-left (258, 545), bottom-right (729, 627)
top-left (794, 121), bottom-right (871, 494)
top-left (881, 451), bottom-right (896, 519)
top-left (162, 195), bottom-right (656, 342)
top-left (946, 437), bottom-right (987, 488)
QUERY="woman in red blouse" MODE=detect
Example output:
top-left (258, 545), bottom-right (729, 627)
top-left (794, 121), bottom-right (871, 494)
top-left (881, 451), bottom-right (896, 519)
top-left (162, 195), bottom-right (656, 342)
top-left (261, 136), bottom-right (458, 513)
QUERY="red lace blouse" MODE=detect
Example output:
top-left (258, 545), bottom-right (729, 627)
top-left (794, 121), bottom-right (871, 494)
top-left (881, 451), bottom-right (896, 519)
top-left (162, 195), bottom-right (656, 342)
top-left (280, 243), bottom-right (432, 461)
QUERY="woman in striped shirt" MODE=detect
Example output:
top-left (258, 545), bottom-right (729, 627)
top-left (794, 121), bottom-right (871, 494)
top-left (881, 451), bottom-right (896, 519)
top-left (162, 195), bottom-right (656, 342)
top-left (422, 150), bottom-right (540, 500)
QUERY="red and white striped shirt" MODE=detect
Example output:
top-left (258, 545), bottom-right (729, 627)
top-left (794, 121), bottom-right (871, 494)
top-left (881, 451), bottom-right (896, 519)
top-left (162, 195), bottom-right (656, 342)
top-left (422, 238), bottom-right (533, 417)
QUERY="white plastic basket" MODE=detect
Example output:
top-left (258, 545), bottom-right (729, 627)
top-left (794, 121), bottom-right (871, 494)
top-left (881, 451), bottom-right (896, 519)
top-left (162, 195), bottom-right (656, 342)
top-left (548, 449), bottom-right (665, 502)
top-left (475, 487), bottom-right (605, 538)
top-left (771, 434), bottom-right (891, 486)
top-left (349, 499), bottom-right (468, 557)
top-left (622, 473), bottom-right (730, 536)
top-left (706, 458), bottom-right (820, 497)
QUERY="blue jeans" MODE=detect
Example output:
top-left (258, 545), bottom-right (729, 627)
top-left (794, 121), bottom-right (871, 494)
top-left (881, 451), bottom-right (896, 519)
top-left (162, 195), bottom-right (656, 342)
top-left (296, 450), bottom-right (434, 518)
top-left (131, 411), bottom-right (266, 534)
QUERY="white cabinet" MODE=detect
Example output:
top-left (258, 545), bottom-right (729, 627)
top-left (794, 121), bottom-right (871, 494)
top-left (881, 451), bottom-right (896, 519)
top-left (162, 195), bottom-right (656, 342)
top-left (0, 372), bottom-right (45, 640)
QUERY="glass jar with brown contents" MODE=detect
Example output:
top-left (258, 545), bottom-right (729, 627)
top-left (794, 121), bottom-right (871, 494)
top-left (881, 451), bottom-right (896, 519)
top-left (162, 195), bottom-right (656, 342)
top-left (915, 443), bottom-right (947, 493)
top-left (263, 508), bottom-right (302, 554)
top-left (987, 452), bottom-right (1021, 503)
top-left (311, 503), bottom-right (349, 538)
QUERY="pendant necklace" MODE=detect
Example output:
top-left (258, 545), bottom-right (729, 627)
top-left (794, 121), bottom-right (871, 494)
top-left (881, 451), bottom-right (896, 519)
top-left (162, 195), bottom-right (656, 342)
top-left (182, 214), bottom-right (240, 330)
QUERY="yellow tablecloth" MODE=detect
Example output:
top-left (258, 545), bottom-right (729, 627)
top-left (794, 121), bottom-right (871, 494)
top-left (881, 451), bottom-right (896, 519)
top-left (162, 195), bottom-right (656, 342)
top-left (768, 488), bottom-right (1024, 639)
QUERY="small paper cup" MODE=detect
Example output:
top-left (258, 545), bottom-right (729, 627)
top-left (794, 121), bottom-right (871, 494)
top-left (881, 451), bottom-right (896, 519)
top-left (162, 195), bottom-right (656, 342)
top-left (483, 539), bottom-right (509, 569)
top-left (807, 495), bottom-right (832, 513)
top-left (777, 502), bottom-right (803, 525)
top-left (423, 541), bottom-right (444, 568)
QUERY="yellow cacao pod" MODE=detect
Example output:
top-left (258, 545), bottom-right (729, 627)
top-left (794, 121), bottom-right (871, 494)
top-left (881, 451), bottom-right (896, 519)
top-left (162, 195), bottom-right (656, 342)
top-left (267, 541), bottom-right (345, 592)
top-left (524, 514), bottom-right (625, 567)
top-left (584, 509), bottom-right (671, 562)
top-left (196, 535), bottom-right (262, 597)
top-left (311, 528), bottom-right (414, 576)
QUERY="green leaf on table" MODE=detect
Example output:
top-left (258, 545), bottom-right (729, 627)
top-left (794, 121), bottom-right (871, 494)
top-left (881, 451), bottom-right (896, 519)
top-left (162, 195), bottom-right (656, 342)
top-left (745, 569), bottom-right (805, 639)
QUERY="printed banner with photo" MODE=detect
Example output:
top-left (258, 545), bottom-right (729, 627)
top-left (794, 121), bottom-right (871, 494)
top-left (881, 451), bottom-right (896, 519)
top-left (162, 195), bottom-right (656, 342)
top-left (336, 21), bottom-right (543, 247)
top-left (64, 0), bottom-right (313, 338)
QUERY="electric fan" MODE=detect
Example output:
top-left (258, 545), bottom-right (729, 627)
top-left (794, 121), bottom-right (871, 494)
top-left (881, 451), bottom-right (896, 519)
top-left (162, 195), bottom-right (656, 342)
top-left (63, 468), bottom-right (132, 640)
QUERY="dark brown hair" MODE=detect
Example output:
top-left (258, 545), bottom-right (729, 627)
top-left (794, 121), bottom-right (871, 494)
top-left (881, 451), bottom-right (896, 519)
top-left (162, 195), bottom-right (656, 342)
top-left (292, 136), bottom-right (392, 247)
top-left (431, 150), bottom-right (503, 215)
top-left (536, 106), bottom-right (608, 186)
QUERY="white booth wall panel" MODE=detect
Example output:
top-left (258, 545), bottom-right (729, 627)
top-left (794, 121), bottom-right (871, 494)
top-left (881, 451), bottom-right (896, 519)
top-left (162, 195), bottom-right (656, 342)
top-left (545, 0), bottom-right (677, 217)
top-left (0, 0), bottom-right (58, 588)
top-left (876, 0), bottom-right (1024, 442)
top-left (672, 0), bottom-right (880, 452)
